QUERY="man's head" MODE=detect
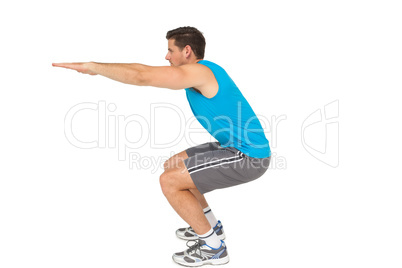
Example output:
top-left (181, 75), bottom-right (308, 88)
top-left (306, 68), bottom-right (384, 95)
top-left (165, 26), bottom-right (206, 66)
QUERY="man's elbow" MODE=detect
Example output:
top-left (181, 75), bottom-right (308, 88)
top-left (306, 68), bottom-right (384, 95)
top-left (133, 71), bottom-right (149, 86)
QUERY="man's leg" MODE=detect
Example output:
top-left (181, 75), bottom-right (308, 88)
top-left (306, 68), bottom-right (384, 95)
top-left (160, 159), bottom-right (210, 235)
top-left (163, 149), bottom-right (224, 241)
top-left (190, 188), bottom-right (209, 209)
top-left (163, 151), bottom-right (209, 209)
top-left (166, 150), bottom-right (233, 266)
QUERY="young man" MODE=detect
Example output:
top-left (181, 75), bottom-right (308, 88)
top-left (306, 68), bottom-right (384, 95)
top-left (53, 26), bottom-right (271, 266)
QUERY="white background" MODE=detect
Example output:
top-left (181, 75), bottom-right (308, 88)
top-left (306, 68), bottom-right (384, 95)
top-left (1, 0), bottom-right (401, 267)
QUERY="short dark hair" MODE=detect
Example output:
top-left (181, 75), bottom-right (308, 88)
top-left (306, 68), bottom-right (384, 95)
top-left (166, 26), bottom-right (206, 59)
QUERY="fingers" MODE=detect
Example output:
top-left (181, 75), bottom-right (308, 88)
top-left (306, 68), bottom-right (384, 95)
top-left (52, 62), bottom-right (81, 70)
top-left (52, 62), bottom-right (91, 74)
top-left (52, 62), bottom-right (96, 75)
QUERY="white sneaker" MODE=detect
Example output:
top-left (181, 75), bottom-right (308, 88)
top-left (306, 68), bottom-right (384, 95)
top-left (172, 239), bottom-right (229, 267)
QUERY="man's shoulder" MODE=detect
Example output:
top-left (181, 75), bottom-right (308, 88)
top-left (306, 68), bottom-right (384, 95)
top-left (197, 60), bottom-right (219, 68)
top-left (181, 61), bottom-right (220, 98)
top-left (181, 61), bottom-right (211, 71)
top-left (181, 61), bottom-right (224, 78)
top-left (197, 60), bottom-right (228, 75)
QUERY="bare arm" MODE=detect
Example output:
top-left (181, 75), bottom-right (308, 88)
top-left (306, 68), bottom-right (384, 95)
top-left (52, 62), bottom-right (214, 91)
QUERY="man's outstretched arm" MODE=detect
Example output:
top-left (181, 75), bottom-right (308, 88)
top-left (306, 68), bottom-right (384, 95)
top-left (52, 62), bottom-right (211, 90)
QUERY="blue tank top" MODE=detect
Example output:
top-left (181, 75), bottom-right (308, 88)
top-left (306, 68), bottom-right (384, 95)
top-left (185, 60), bottom-right (271, 158)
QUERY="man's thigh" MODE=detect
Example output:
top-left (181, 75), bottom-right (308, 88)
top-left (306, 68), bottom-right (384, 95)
top-left (161, 159), bottom-right (197, 191)
top-left (164, 150), bottom-right (188, 171)
top-left (183, 148), bottom-right (248, 195)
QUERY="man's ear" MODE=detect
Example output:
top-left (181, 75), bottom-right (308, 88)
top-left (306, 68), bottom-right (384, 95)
top-left (184, 45), bottom-right (192, 58)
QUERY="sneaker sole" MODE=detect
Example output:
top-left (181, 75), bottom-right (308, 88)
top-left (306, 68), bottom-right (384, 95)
top-left (173, 255), bottom-right (230, 267)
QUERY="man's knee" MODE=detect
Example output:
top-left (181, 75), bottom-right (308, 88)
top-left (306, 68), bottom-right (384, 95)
top-left (160, 171), bottom-right (175, 196)
top-left (160, 163), bottom-right (191, 196)
top-left (163, 156), bottom-right (177, 171)
top-left (163, 160), bottom-right (170, 171)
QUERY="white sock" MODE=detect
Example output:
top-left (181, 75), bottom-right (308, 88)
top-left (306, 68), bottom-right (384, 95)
top-left (198, 228), bottom-right (222, 249)
top-left (203, 206), bottom-right (219, 228)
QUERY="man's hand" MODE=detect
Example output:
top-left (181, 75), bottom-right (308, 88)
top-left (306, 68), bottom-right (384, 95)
top-left (52, 62), bottom-right (97, 75)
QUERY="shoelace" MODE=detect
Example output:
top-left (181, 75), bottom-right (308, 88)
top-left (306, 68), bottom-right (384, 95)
top-left (186, 239), bottom-right (202, 256)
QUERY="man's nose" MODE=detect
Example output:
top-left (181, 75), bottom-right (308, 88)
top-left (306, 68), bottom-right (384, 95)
top-left (165, 53), bottom-right (170, 60)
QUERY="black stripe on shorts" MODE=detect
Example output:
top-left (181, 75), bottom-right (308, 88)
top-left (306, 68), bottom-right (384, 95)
top-left (187, 151), bottom-right (245, 175)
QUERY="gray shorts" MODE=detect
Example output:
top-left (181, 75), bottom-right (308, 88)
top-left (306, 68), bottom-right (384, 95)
top-left (183, 142), bottom-right (270, 194)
